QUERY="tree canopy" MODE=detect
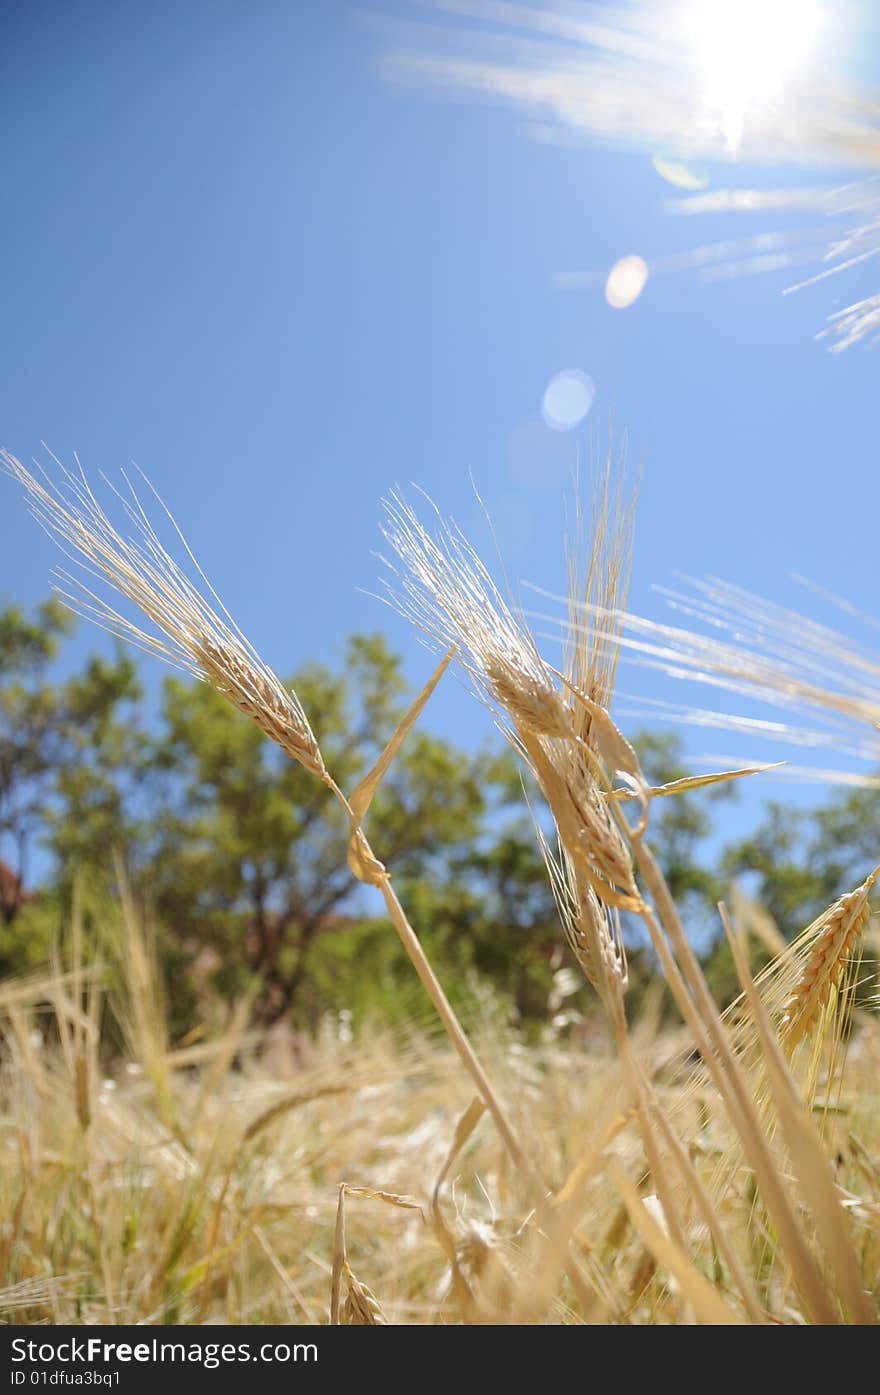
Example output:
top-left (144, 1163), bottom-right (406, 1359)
top-left (1, 600), bottom-right (875, 1032)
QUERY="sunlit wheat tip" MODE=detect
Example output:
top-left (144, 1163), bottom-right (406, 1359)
top-left (381, 490), bottom-right (569, 740)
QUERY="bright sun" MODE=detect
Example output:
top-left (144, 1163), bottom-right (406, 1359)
top-left (689, 0), bottom-right (822, 150)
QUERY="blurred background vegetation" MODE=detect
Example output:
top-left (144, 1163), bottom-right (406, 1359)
top-left (2, 598), bottom-right (877, 1043)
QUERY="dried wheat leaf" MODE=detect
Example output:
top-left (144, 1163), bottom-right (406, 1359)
top-left (555, 668), bottom-right (643, 782)
top-left (349, 646), bottom-right (456, 825)
top-left (346, 827), bottom-right (388, 887)
top-left (329, 1182), bottom-right (424, 1325)
top-left (330, 1184), bottom-right (347, 1325)
top-left (553, 1107), bottom-right (635, 1212)
top-left (614, 762), bottom-right (785, 802)
top-left (340, 1185), bottom-right (424, 1217)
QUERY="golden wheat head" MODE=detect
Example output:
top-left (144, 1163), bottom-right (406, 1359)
top-left (382, 488), bottom-right (638, 926)
top-left (381, 489), bottom-right (570, 742)
top-left (2, 450), bottom-right (325, 780)
top-left (780, 866), bottom-right (878, 1053)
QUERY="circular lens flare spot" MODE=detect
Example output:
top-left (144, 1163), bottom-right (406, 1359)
top-left (605, 256), bottom-right (649, 309)
top-left (541, 370), bottom-right (595, 431)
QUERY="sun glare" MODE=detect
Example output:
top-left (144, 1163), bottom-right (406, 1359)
top-left (690, 0), bottom-right (822, 151)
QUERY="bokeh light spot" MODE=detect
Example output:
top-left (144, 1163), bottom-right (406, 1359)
top-left (540, 370), bottom-right (595, 432)
top-left (605, 256), bottom-right (649, 309)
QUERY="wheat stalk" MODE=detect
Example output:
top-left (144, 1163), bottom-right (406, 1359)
top-left (383, 475), bottom-right (875, 1321)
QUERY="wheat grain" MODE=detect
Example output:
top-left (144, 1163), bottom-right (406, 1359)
top-left (483, 659), bottom-right (570, 739)
top-left (5, 453), bottom-right (538, 1179)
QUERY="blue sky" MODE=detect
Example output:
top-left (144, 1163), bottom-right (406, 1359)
top-left (3, 0), bottom-right (879, 838)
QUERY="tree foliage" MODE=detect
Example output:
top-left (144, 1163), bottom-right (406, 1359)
top-left (3, 599), bottom-right (876, 1032)
top-left (0, 599), bottom-right (141, 938)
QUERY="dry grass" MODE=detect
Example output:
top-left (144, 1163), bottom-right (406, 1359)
top-left (0, 917), bottom-right (877, 1326)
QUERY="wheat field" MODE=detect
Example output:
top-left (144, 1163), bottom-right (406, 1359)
top-left (1, 910), bottom-right (878, 1325)
top-left (2, 451), bottom-right (879, 1325)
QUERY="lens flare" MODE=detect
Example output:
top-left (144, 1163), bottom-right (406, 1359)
top-left (605, 256), bottom-right (649, 309)
top-left (690, 0), bottom-right (822, 151)
top-left (541, 370), bottom-right (596, 431)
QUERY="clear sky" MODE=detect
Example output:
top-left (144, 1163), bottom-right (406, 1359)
top-left (3, 0), bottom-right (879, 835)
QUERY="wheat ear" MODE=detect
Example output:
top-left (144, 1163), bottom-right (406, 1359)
top-left (340, 1262), bottom-right (386, 1325)
top-left (779, 866), bottom-right (878, 1053)
top-left (195, 636), bottom-right (324, 776)
top-left (2, 451), bottom-right (327, 781)
top-left (381, 487), bottom-right (639, 912)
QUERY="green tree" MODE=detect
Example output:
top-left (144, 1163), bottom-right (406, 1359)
top-left (46, 650), bottom-right (145, 887)
top-left (398, 746), bottom-right (562, 1023)
top-left (145, 635), bottom-right (494, 1026)
top-left (722, 785), bottom-right (880, 939)
top-left (0, 600), bottom-right (141, 909)
top-left (0, 598), bottom-right (74, 906)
